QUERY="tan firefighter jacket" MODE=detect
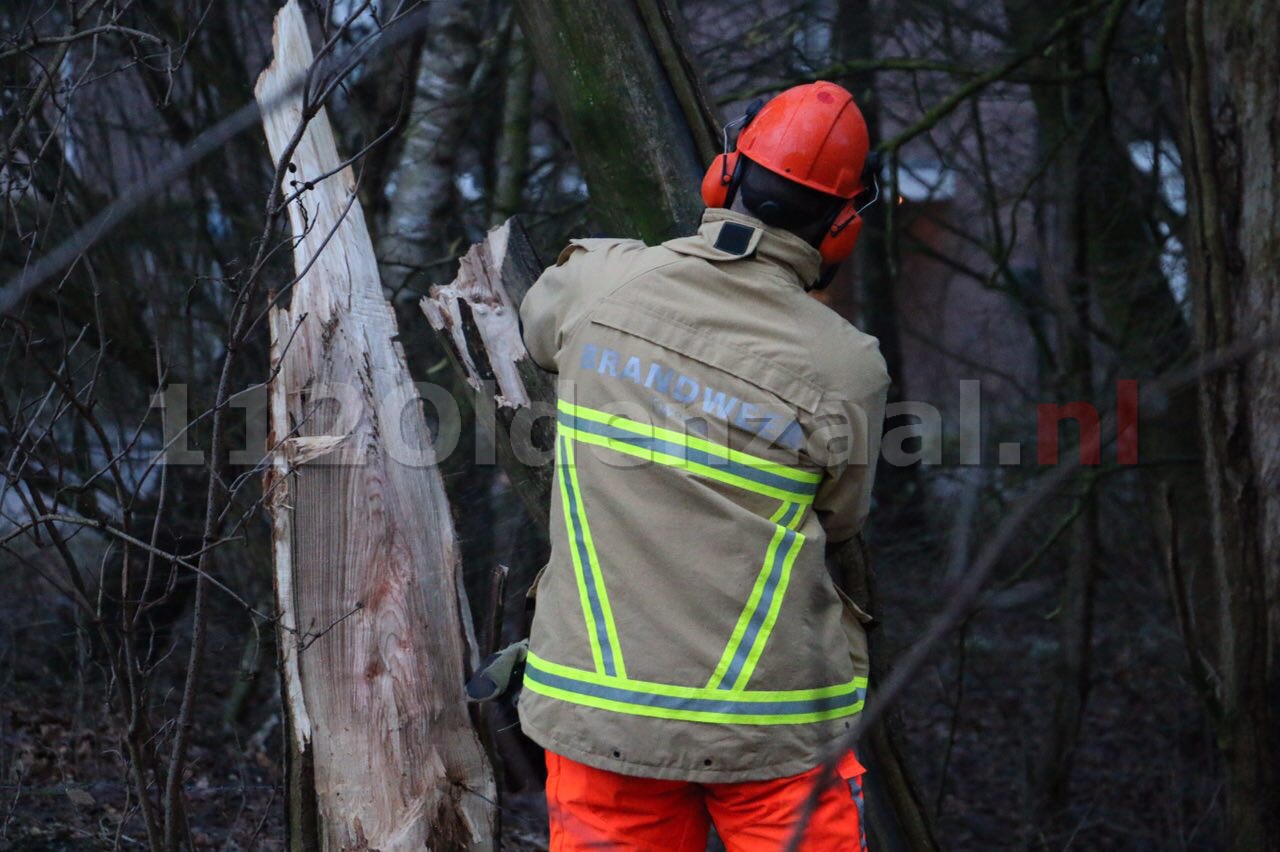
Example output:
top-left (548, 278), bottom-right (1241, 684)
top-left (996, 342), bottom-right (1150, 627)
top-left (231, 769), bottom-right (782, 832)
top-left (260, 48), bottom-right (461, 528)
top-left (516, 207), bottom-right (889, 783)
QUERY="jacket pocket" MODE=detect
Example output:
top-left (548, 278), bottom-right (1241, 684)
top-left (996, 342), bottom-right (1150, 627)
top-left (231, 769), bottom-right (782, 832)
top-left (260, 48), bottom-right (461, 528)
top-left (833, 583), bottom-right (873, 679)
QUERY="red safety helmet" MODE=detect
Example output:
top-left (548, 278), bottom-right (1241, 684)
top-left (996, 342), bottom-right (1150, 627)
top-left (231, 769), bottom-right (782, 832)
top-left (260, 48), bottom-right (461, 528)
top-left (702, 81), bottom-right (871, 268)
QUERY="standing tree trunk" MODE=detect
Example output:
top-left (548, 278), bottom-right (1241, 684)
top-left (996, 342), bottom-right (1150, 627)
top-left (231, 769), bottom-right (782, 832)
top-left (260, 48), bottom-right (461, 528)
top-left (492, 26), bottom-right (535, 226)
top-left (378, 0), bottom-right (487, 297)
top-left (1004, 0), bottom-right (1210, 823)
top-left (1009, 19), bottom-right (1101, 820)
top-left (256, 3), bottom-right (495, 848)
top-left (513, 0), bottom-right (721, 242)
top-left (1167, 1), bottom-right (1280, 848)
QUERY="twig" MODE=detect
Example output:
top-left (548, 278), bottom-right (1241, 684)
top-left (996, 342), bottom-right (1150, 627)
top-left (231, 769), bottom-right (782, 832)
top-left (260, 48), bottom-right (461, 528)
top-left (0, 513), bottom-right (276, 623)
top-left (0, 4), bottom-right (433, 314)
top-left (0, 24), bottom-right (164, 61)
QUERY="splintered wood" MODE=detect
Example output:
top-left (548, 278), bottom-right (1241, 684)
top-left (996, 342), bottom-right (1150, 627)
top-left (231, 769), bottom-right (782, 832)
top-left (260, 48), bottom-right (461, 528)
top-left (255, 2), bottom-right (494, 848)
top-left (421, 219), bottom-right (556, 529)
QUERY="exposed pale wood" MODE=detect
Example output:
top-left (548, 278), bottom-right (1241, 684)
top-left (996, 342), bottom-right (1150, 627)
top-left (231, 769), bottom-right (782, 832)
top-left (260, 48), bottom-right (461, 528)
top-left (421, 218), bottom-right (556, 530)
top-left (256, 3), bottom-right (495, 848)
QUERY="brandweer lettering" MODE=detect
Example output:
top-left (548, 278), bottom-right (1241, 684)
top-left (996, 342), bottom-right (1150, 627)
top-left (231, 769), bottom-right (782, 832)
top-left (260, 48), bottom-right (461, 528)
top-left (579, 343), bottom-right (803, 451)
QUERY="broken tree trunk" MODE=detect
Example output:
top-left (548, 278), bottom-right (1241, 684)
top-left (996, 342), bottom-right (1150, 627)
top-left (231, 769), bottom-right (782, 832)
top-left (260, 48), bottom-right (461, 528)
top-left (256, 3), bottom-right (495, 849)
top-left (421, 218), bottom-right (556, 531)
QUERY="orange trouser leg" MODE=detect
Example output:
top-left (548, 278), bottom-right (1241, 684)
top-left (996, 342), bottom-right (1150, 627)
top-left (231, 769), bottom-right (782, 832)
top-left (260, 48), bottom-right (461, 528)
top-left (704, 751), bottom-right (867, 852)
top-left (545, 751), bottom-right (710, 851)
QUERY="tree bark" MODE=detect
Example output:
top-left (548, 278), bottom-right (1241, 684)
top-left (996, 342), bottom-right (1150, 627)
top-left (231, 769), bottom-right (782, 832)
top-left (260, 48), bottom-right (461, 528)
top-left (1167, 0), bottom-right (1280, 847)
top-left (1003, 0), bottom-right (1206, 823)
top-left (491, 27), bottom-right (534, 226)
top-left (378, 0), bottom-right (486, 297)
top-left (1010, 18), bottom-right (1100, 818)
top-left (256, 3), bottom-right (495, 848)
top-left (512, 0), bottom-right (720, 242)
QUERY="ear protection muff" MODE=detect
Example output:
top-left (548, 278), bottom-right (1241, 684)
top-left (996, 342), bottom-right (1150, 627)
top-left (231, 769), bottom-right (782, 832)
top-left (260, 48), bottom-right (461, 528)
top-left (809, 166), bottom-right (879, 289)
top-left (817, 202), bottom-right (863, 266)
top-left (702, 99), bottom-right (763, 209)
top-left (805, 202), bottom-right (861, 291)
top-left (701, 150), bottom-right (742, 209)
top-left (816, 163), bottom-right (880, 267)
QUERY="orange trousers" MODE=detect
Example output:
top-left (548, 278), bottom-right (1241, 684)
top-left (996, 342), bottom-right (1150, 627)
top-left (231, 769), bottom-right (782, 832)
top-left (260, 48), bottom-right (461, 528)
top-left (545, 750), bottom-right (867, 851)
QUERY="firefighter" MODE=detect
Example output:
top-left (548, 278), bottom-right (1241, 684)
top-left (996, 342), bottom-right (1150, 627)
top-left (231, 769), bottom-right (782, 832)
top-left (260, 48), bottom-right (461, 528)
top-left (518, 80), bottom-right (889, 850)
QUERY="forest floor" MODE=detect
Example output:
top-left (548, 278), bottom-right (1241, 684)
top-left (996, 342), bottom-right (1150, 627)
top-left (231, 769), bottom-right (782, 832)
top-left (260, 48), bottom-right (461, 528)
top-left (0, 585), bottom-right (286, 849)
top-left (1, 480), bottom-right (1222, 850)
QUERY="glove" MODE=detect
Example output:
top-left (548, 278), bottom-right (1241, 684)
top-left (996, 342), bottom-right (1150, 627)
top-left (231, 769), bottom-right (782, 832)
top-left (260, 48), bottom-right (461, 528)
top-left (466, 639), bottom-right (529, 702)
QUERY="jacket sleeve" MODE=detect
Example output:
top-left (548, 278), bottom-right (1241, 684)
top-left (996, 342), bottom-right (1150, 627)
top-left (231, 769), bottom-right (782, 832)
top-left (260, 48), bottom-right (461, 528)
top-left (519, 243), bottom-right (587, 373)
top-left (811, 343), bottom-right (890, 545)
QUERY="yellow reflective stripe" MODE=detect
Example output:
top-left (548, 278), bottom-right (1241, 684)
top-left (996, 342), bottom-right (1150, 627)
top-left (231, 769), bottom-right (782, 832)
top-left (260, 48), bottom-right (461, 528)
top-left (558, 399), bottom-right (821, 486)
top-left (708, 500), bottom-right (807, 690)
top-left (707, 522), bottom-right (788, 689)
top-left (568, 440), bottom-right (627, 678)
top-left (731, 529), bottom-right (805, 689)
top-left (561, 435), bottom-right (626, 678)
top-left (525, 651), bottom-right (867, 726)
top-left (529, 651), bottom-right (866, 701)
top-left (523, 680), bottom-right (862, 726)
top-left (562, 424), bottom-right (815, 504)
top-left (558, 435), bottom-right (605, 674)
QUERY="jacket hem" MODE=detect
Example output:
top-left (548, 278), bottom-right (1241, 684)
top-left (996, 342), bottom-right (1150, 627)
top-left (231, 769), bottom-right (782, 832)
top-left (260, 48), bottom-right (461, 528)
top-left (520, 716), bottom-right (829, 784)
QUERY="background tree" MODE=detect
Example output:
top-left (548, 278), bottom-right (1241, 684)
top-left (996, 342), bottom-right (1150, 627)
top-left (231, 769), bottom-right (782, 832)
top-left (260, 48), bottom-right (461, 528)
top-left (1167, 0), bottom-right (1280, 847)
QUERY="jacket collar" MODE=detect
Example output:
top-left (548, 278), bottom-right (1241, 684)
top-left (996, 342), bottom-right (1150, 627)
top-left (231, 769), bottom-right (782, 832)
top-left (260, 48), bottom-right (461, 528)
top-left (661, 208), bottom-right (822, 290)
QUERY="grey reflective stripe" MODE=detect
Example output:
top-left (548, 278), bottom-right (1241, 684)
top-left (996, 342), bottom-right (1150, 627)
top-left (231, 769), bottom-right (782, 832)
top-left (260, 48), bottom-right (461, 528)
top-left (849, 773), bottom-right (867, 852)
top-left (717, 502), bottom-right (803, 689)
top-left (560, 435), bottom-right (621, 676)
top-left (558, 412), bottom-right (818, 499)
top-left (526, 659), bottom-right (866, 718)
